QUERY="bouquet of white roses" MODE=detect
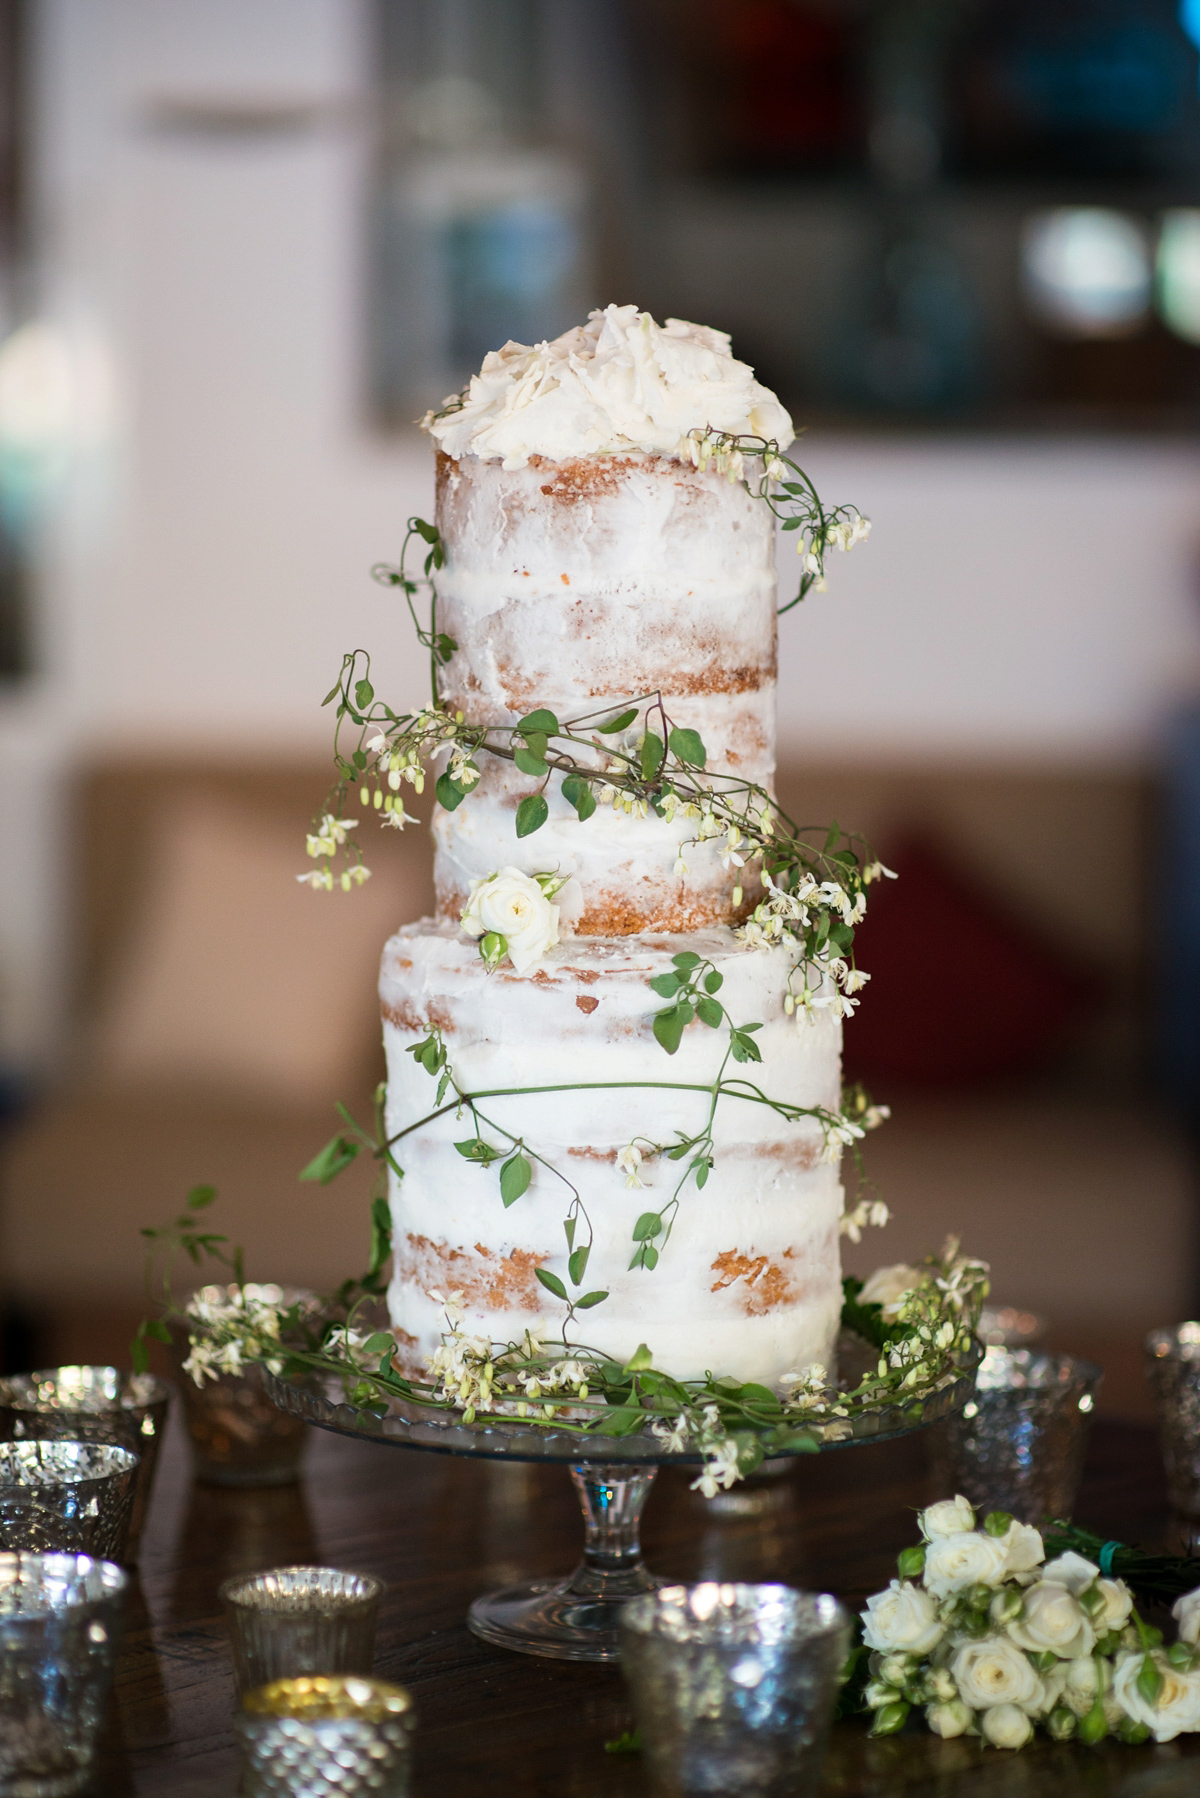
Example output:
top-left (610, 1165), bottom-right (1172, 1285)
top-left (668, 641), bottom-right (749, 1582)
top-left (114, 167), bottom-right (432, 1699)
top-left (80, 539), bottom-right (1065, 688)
top-left (859, 1496), bottom-right (1200, 1748)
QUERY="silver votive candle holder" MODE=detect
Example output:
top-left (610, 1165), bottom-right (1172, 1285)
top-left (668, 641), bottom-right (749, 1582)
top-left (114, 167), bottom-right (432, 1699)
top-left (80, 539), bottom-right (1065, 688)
top-left (619, 1583), bottom-right (850, 1798)
top-left (174, 1284), bottom-right (320, 1487)
top-left (220, 1565), bottom-right (384, 1698)
top-left (928, 1347), bottom-right (1102, 1523)
top-left (0, 1442), bottom-right (140, 1563)
top-left (1146, 1323), bottom-right (1200, 1518)
top-left (0, 1367), bottom-right (171, 1559)
top-left (0, 1551), bottom-right (128, 1797)
top-left (236, 1675), bottom-right (415, 1798)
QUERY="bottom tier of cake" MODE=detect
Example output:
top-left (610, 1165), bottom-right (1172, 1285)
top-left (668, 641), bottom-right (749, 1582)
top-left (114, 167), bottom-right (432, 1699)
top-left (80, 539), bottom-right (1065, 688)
top-left (379, 920), bottom-right (845, 1387)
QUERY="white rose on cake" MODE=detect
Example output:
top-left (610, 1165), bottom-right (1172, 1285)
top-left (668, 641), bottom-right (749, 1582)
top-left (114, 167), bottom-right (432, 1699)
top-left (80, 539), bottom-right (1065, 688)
top-left (859, 1264), bottom-right (921, 1319)
top-left (860, 1580), bottom-right (944, 1656)
top-left (461, 868), bottom-right (562, 974)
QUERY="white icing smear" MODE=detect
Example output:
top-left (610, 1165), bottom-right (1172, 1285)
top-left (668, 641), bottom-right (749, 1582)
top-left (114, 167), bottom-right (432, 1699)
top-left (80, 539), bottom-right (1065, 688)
top-left (422, 304), bottom-right (794, 470)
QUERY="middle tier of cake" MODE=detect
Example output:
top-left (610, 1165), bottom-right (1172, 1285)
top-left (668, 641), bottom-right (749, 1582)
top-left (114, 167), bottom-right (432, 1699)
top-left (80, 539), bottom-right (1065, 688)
top-left (381, 921), bottom-right (845, 1386)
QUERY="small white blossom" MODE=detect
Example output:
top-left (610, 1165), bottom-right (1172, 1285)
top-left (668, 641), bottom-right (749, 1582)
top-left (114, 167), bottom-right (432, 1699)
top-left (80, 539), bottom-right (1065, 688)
top-left (616, 1143), bottom-right (646, 1189)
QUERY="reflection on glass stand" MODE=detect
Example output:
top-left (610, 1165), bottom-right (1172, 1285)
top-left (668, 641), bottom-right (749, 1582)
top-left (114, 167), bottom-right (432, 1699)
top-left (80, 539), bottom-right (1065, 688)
top-left (265, 1346), bottom-right (980, 1664)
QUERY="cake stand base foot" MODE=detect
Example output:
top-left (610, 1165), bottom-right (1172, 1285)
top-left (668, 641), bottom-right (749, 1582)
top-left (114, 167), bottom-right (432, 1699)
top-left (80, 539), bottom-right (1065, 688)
top-left (468, 1462), bottom-right (664, 1662)
top-left (468, 1564), bottom-right (667, 1663)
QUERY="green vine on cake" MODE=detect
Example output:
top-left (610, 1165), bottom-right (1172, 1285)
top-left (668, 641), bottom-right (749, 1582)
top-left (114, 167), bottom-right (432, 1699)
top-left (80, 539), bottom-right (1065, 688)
top-left (133, 1191), bottom-right (985, 1497)
top-left (299, 432), bottom-right (880, 1024)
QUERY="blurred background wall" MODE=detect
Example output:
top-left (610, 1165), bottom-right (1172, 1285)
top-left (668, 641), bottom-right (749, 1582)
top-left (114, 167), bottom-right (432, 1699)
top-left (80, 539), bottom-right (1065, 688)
top-left (1, 0), bottom-right (1199, 1410)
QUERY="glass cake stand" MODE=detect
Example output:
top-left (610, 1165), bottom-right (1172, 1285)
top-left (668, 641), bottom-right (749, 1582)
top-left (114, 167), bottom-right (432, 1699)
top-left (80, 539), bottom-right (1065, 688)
top-left (263, 1342), bottom-right (980, 1664)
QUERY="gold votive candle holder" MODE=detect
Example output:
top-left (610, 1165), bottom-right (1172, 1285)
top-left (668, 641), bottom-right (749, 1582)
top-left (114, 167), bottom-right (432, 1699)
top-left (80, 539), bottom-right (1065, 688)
top-left (0, 1366), bottom-right (171, 1560)
top-left (236, 1675), bottom-right (415, 1798)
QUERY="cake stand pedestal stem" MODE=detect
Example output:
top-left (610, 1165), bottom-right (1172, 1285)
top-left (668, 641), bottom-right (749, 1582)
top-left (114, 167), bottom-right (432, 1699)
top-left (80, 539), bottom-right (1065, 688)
top-left (466, 1462), bottom-right (666, 1663)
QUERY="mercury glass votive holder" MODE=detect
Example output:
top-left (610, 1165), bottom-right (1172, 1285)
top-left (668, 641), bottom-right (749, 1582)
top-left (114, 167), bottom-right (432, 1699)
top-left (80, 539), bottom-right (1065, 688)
top-left (219, 1566), bottom-right (384, 1697)
top-left (928, 1348), bottom-right (1102, 1523)
top-left (235, 1675), bottom-right (415, 1798)
top-left (1145, 1323), bottom-right (1200, 1518)
top-left (0, 1442), bottom-right (140, 1563)
top-left (173, 1284), bottom-right (321, 1487)
top-left (619, 1583), bottom-right (850, 1798)
top-left (0, 1551), bottom-right (128, 1798)
top-left (0, 1367), bottom-right (171, 1560)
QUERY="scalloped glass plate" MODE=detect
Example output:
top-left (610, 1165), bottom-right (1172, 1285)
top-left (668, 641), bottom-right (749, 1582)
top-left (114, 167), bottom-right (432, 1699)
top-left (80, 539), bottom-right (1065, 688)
top-left (262, 1336), bottom-right (982, 1467)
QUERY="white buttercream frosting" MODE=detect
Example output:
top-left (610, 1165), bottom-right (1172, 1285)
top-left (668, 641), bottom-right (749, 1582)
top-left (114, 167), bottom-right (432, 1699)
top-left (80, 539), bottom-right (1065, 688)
top-left (422, 303), bottom-right (794, 469)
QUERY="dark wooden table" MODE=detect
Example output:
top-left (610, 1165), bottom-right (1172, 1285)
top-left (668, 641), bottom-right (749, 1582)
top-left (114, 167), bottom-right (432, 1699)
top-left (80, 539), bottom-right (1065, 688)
top-left (100, 1408), bottom-right (1200, 1795)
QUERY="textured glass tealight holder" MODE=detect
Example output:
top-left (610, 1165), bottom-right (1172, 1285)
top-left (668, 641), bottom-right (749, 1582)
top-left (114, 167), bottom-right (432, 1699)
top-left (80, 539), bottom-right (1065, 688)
top-left (220, 1566), bottom-right (383, 1697)
top-left (928, 1348), bottom-right (1101, 1523)
top-left (1146, 1323), bottom-right (1200, 1519)
top-left (0, 1367), bottom-right (171, 1560)
top-left (0, 1442), bottom-right (140, 1562)
top-left (0, 1551), bottom-right (128, 1798)
top-left (236, 1675), bottom-right (415, 1798)
top-left (173, 1284), bottom-right (320, 1487)
top-left (619, 1584), bottom-right (849, 1798)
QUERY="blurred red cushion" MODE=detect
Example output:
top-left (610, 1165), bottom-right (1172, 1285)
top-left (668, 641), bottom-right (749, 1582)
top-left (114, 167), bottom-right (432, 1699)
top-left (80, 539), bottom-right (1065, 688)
top-left (841, 833), bottom-right (1100, 1089)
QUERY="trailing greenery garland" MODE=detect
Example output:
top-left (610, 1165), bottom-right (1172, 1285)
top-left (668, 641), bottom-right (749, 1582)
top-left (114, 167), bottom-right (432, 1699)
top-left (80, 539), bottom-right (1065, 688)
top-left (134, 1192), bottom-right (986, 1495)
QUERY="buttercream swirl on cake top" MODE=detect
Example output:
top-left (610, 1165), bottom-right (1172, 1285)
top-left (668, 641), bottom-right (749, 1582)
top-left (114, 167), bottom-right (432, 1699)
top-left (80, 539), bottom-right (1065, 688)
top-left (422, 303), bottom-right (794, 470)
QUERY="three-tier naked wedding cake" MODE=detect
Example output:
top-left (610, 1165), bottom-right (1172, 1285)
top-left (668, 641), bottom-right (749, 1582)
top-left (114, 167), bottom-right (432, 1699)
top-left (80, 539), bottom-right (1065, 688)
top-left (380, 305), bottom-right (853, 1389)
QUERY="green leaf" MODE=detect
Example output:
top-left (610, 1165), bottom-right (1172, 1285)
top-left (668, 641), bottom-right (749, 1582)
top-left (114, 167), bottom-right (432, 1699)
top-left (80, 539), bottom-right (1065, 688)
top-left (703, 969), bottom-right (723, 994)
top-left (738, 1382), bottom-right (781, 1415)
top-left (773, 1430), bottom-right (820, 1454)
top-left (623, 1343), bottom-right (654, 1371)
top-left (518, 709), bottom-right (559, 736)
top-left (513, 745), bottom-right (547, 777)
top-left (694, 1158), bottom-right (710, 1189)
top-left (575, 1290), bottom-right (608, 1310)
top-left (1137, 1654), bottom-right (1164, 1707)
top-left (640, 732), bottom-right (665, 781)
top-left (500, 1153), bottom-right (532, 1207)
top-left (596, 708), bottom-right (638, 734)
top-left (696, 996), bottom-right (722, 1029)
top-left (186, 1185), bottom-right (217, 1211)
top-left (515, 794), bottom-right (548, 837)
top-left (130, 1335), bottom-right (149, 1375)
top-left (300, 1134), bottom-right (360, 1185)
top-left (649, 972), bottom-right (681, 998)
top-left (433, 633), bottom-right (457, 663)
top-left (143, 1318), bottom-right (172, 1345)
top-left (352, 749), bottom-right (366, 770)
top-left (600, 1405), bottom-right (646, 1436)
top-left (632, 1212), bottom-right (662, 1242)
top-left (535, 1267), bottom-right (568, 1300)
top-left (435, 771), bottom-right (468, 811)
top-left (730, 1026), bottom-right (763, 1064)
top-left (354, 677), bottom-right (374, 709)
top-left (672, 952), bottom-right (701, 970)
top-left (455, 1137), bottom-right (500, 1165)
top-left (667, 726), bottom-right (706, 767)
top-left (561, 772), bottom-right (596, 821)
top-left (824, 821), bottom-right (840, 851)
top-left (604, 1728), bottom-right (642, 1755)
top-left (568, 1245), bottom-right (590, 1286)
top-left (368, 1195), bottom-right (392, 1276)
top-left (362, 1331), bottom-right (395, 1356)
top-left (653, 1007), bottom-right (687, 1055)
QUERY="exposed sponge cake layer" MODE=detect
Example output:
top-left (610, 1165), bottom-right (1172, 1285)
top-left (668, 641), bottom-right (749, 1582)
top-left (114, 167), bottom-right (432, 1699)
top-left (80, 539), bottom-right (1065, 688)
top-left (382, 921), bottom-right (843, 1386)
top-left (432, 451), bottom-right (777, 932)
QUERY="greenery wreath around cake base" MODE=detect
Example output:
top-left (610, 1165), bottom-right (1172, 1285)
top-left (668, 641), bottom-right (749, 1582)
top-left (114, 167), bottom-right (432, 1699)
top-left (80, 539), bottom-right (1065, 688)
top-left (134, 1186), bottom-right (985, 1497)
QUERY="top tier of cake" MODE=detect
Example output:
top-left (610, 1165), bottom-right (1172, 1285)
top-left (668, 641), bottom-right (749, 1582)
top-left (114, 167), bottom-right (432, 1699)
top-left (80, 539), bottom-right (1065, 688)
top-left (432, 449), bottom-right (778, 935)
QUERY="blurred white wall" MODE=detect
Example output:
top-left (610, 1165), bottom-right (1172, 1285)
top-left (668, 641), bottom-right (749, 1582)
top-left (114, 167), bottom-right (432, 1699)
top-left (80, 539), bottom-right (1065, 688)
top-left (1, 0), bottom-right (1200, 1068)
